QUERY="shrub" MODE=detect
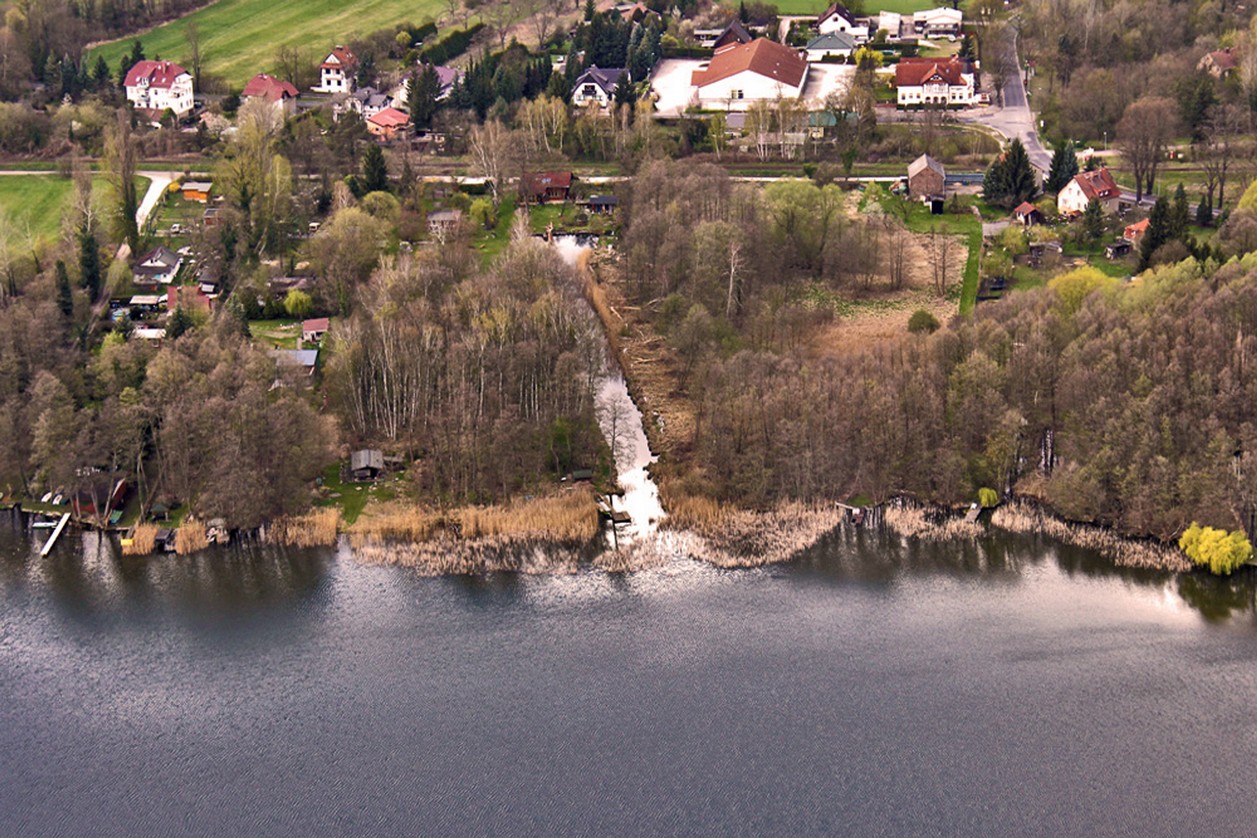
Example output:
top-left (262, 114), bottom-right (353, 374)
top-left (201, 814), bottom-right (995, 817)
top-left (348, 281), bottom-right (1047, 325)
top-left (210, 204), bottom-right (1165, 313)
top-left (1179, 522), bottom-right (1253, 575)
top-left (978, 487), bottom-right (999, 508)
top-left (907, 309), bottom-right (940, 334)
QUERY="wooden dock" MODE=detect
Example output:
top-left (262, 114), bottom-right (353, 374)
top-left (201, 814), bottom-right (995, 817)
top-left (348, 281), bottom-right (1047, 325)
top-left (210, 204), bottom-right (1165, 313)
top-left (40, 513), bottom-right (72, 557)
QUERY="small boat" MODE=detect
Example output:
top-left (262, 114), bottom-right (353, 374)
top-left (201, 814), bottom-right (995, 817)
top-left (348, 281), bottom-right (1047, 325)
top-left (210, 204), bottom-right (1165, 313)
top-left (51, 493), bottom-right (64, 506)
top-left (40, 492), bottom-right (53, 503)
top-left (31, 519), bottom-right (58, 529)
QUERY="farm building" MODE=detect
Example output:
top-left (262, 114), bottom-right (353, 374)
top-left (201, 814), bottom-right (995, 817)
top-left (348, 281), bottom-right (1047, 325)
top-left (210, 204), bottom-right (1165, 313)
top-left (907, 154), bottom-right (946, 200)
top-left (690, 39), bottom-right (809, 110)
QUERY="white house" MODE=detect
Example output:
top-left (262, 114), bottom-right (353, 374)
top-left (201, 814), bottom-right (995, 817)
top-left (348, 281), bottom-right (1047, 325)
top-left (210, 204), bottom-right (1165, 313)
top-left (912, 7), bottom-right (963, 38)
top-left (877, 11), bottom-right (904, 40)
top-left (805, 32), bottom-right (856, 62)
top-left (314, 46), bottom-right (358, 93)
top-left (894, 57), bottom-right (976, 106)
top-left (1057, 167), bottom-right (1121, 217)
top-left (124, 60), bottom-right (194, 118)
top-left (690, 38), bottom-right (809, 111)
top-left (571, 66), bottom-right (628, 107)
top-left (242, 73), bottom-right (299, 116)
top-left (817, 2), bottom-right (868, 40)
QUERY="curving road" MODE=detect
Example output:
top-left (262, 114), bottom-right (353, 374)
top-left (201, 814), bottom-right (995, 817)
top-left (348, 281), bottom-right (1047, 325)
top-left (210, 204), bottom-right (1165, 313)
top-left (957, 24), bottom-right (1052, 175)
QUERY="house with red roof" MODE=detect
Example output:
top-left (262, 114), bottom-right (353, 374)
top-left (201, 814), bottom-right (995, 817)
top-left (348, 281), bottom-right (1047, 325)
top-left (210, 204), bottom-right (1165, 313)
top-left (1123, 217), bottom-right (1150, 244)
top-left (314, 46), bottom-right (358, 94)
top-left (1198, 48), bottom-right (1238, 79)
top-left (521, 171), bottom-right (574, 204)
top-left (366, 107), bottom-right (410, 141)
top-left (1058, 167), bottom-right (1121, 217)
top-left (243, 73), bottom-right (300, 116)
top-left (691, 38), bottom-right (809, 110)
top-left (894, 57), bottom-right (975, 107)
top-left (124, 60), bottom-right (194, 119)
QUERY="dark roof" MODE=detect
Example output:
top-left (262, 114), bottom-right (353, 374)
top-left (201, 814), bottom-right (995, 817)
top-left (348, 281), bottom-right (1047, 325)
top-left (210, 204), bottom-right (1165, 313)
top-left (522, 171), bottom-right (574, 195)
top-left (806, 32), bottom-right (856, 51)
top-left (818, 2), bottom-right (856, 26)
top-left (588, 195), bottom-right (619, 206)
top-left (351, 449), bottom-right (384, 472)
top-left (714, 19), bottom-right (754, 51)
top-left (573, 66), bottom-right (628, 95)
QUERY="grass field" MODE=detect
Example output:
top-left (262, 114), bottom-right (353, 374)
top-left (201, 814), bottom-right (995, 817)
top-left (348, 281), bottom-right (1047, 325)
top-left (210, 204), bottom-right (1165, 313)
top-left (773, 0), bottom-right (935, 14)
top-left (0, 175), bottom-right (134, 246)
top-left (90, 0), bottom-right (447, 89)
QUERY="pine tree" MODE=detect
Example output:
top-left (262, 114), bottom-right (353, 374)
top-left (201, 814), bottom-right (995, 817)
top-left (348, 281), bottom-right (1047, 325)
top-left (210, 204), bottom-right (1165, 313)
top-left (1139, 196), bottom-right (1171, 270)
top-left (79, 230), bottom-right (101, 302)
top-left (1046, 144), bottom-right (1079, 194)
top-left (984, 138), bottom-right (1037, 209)
top-left (1196, 190), bottom-right (1213, 228)
top-left (55, 260), bottom-right (73, 317)
top-left (739, 0), bottom-right (749, 22)
top-left (584, 0), bottom-right (595, 22)
top-left (169, 306), bottom-right (192, 339)
top-left (92, 56), bottom-right (111, 89)
top-left (361, 144), bottom-right (390, 194)
top-left (1169, 183), bottom-right (1191, 241)
top-left (1081, 198), bottom-right (1104, 241)
top-left (408, 63), bottom-right (441, 130)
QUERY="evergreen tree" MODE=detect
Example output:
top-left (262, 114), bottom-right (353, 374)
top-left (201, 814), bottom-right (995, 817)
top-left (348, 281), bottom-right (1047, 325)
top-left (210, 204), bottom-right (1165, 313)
top-left (983, 138), bottom-right (1037, 209)
top-left (117, 39), bottom-right (145, 86)
top-left (1196, 190), bottom-right (1213, 228)
top-left (1081, 198), bottom-right (1105, 241)
top-left (585, 0), bottom-right (595, 21)
top-left (168, 306), bottom-right (192, 339)
top-left (55, 260), bottom-right (73, 317)
top-left (1169, 183), bottom-right (1191, 241)
top-left (1139, 196), bottom-right (1171, 270)
top-left (79, 230), bottom-right (101, 302)
top-left (93, 56), bottom-right (111, 89)
top-left (613, 75), bottom-right (635, 108)
top-left (361, 144), bottom-right (390, 194)
top-left (1046, 143), bottom-right (1079, 194)
top-left (739, 0), bottom-right (749, 22)
top-left (408, 63), bottom-right (442, 130)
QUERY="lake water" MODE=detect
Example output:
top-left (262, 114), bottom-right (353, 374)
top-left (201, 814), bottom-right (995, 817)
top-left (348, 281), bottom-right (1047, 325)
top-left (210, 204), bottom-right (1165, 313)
top-left (3, 510), bottom-right (1257, 837)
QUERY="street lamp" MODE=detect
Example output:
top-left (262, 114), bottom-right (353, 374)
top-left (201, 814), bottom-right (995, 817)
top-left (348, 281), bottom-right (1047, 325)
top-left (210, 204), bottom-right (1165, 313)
top-left (1103, 131), bottom-right (1107, 151)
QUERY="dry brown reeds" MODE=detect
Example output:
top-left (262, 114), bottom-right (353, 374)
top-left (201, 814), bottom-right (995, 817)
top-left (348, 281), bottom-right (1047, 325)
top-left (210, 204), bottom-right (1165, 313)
top-left (174, 518), bottom-right (209, 555)
top-left (262, 508), bottom-right (342, 548)
top-left (991, 500), bottom-right (1190, 572)
top-left (667, 501), bottom-right (846, 568)
top-left (884, 505), bottom-right (983, 541)
top-left (663, 492), bottom-right (729, 535)
top-left (122, 523), bottom-right (158, 556)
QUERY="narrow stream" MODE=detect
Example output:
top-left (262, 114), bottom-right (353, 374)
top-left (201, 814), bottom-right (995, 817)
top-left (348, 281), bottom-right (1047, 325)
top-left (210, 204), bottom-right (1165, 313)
top-left (552, 235), bottom-right (666, 548)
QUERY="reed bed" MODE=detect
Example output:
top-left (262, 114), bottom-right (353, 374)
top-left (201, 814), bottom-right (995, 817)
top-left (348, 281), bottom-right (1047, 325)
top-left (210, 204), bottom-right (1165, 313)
top-left (122, 523), bottom-right (158, 556)
top-left (991, 500), bottom-right (1191, 572)
top-left (174, 519), bottom-right (209, 555)
top-left (348, 492), bottom-right (600, 574)
top-left (262, 508), bottom-right (342, 548)
top-left (667, 501), bottom-right (846, 568)
top-left (884, 506), bottom-right (983, 541)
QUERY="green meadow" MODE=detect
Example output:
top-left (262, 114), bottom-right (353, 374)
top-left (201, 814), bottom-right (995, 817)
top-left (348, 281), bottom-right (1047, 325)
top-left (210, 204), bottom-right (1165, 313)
top-left (90, 0), bottom-right (447, 89)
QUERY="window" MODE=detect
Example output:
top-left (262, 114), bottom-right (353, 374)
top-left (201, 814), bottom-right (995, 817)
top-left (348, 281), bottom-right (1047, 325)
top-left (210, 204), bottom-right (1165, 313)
top-left (731, 90), bottom-right (744, 99)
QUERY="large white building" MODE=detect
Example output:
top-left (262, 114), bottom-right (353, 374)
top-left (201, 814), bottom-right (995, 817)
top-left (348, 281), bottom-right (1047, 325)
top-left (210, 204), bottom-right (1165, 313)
top-left (690, 38), bottom-right (809, 110)
top-left (314, 46), bottom-right (358, 93)
top-left (913, 7), bottom-right (963, 38)
top-left (1057, 168), bottom-right (1121, 217)
top-left (124, 60), bottom-right (194, 118)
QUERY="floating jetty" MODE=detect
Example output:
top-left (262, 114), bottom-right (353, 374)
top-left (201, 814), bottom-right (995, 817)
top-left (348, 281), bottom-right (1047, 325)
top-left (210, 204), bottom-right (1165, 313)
top-left (40, 513), bottom-right (72, 557)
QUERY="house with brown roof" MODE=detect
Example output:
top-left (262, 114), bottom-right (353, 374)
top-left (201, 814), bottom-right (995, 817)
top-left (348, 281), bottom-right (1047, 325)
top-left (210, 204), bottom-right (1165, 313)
top-left (243, 73), bottom-right (299, 115)
top-left (366, 107), bottom-right (410, 141)
top-left (1058, 167), bottom-right (1121, 216)
top-left (713, 19), bottom-right (754, 53)
top-left (691, 39), bottom-right (809, 110)
top-left (314, 46), bottom-right (358, 93)
top-left (895, 56), bottom-right (975, 107)
top-left (1123, 217), bottom-right (1150, 244)
top-left (1013, 201), bottom-right (1043, 226)
top-left (521, 171), bottom-right (574, 204)
top-left (817, 2), bottom-right (867, 40)
top-left (124, 60), bottom-right (194, 118)
top-left (1198, 48), bottom-right (1238, 79)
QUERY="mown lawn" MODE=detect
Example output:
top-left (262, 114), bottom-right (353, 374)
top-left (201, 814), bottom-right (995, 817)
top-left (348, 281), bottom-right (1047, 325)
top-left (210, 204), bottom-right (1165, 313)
top-left (0, 174), bottom-right (139, 246)
top-left (90, 0), bottom-right (447, 89)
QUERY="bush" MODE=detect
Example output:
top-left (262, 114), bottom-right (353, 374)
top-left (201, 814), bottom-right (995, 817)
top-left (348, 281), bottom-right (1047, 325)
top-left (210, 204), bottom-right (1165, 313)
top-left (420, 23), bottom-right (485, 65)
top-left (1179, 522), bottom-right (1253, 575)
top-left (907, 309), bottom-right (940, 334)
top-left (978, 487), bottom-right (998, 508)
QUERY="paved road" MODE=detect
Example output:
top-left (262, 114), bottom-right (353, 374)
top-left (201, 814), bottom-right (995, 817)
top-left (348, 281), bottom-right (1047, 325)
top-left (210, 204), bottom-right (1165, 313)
top-left (956, 24), bottom-right (1052, 175)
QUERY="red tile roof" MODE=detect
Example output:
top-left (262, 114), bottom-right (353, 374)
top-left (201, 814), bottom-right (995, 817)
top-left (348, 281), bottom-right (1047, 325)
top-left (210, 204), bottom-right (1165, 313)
top-left (1124, 218), bottom-right (1150, 239)
top-left (243, 73), bottom-right (299, 102)
top-left (303, 317), bottom-right (330, 332)
top-left (1014, 201), bottom-right (1038, 216)
top-left (124, 60), bottom-right (190, 90)
top-left (320, 46), bottom-right (358, 70)
top-left (1206, 49), bottom-right (1238, 72)
top-left (523, 171), bottom-right (574, 194)
top-left (1072, 167), bottom-right (1119, 201)
top-left (691, 38), bottom-right (808, 89)
top-left (367, 107), bottom-right (410, 128)
top-left (895, 56), bottom-right (969, 87)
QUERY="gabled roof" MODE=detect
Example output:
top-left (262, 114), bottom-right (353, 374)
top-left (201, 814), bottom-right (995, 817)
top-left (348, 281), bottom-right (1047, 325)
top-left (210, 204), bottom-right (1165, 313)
top-left (806, 31), bottom-right (856, 51)
top-left (303, 317), bottom-right (330, 333)
top-left (714, 19), bottom-right (754, 52)
top-left (243, 73), bottom-right (298, 102)
top-left (1070, 167), bottom-right (1119, 201)
top-left (818, 2), bottom-right (856, 26)
top-left (691, 38), bottom-right (808, 89)
top-left (908, 154), bottom-right (945, 179)
top-left (320, 46), bottom-right (358, 70)
top-left (368, 107), bottom-right (410, 128)
top-left (573, 65), bottom-right (628, 94)
top-left (124, 60), bottom-right (190, 90)
top-left (434, 65), bottom-right (461, 89)
top-left (895, 56), bottom-right (970, 87)
top-left (522, 171), bottom-right (574, 194)
top-left (1124, 218), bottom-right (1150, 238)
top-left (1014, 201), bottom-right (1039, 216)
top-left (1204, 48), bottom-right (1238, 71)
top-left (138, 246), bottom-right (180, 268)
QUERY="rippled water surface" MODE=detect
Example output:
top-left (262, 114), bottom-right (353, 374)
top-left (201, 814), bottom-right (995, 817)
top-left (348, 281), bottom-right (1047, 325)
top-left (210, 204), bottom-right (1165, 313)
top-left (2, 511), bottom-right (1256, 837)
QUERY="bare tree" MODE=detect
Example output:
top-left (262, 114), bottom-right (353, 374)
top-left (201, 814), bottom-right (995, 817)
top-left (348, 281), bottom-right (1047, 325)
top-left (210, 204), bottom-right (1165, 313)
top-left (1116, 96), bottom-right (1179, 203)
top-left (469, 120), bottom-right (510, 202)
top-left (929, 225), bottom-right (953, 295)
top-left (525, 0), bottom-right (560, 48)
top-left (1199, 104), bottom-right (1248, 209)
